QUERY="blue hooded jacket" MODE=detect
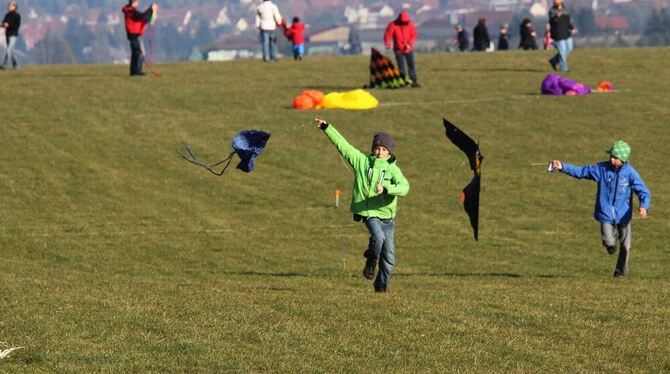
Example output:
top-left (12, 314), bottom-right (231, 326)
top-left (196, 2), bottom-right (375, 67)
top-left (561, 161), bottom-right (650, 225)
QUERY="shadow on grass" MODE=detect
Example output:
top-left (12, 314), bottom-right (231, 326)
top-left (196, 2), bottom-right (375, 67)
top-left (431, 68), bottom-right (547, 73)
top-left (298, 85), bottom-right (362, 90)
top-left (397, 272), bottom-right (566, 278)
top-left (397, 272), bottom-right (522, 278)
top-left (225, 271), bottom-right (308, 277)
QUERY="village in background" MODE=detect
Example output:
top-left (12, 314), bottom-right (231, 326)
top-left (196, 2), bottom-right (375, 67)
top-left (4, 0), bottom-right (670, 65)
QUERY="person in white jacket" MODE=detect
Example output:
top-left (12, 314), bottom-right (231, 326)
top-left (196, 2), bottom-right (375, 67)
top-left (255, 0), bottom-right (282, 62)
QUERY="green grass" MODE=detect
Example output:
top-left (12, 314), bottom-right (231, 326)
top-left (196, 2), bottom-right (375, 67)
top-left (1, 47), bottom-right (669, 372)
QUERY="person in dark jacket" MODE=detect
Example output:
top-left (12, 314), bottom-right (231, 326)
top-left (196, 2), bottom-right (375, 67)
top-left (472, 18), bottom-right (490, 51)
top-left (497, 24), bottom-right (510, 51)
top-left (1, 2), bottom-right (20, 70)
top-left (122, 0), bottom-right (157, 76)
top-left (548, 0), bottom-right (576, 72)
top-left (551, 140), bottom-right (650, 277)
top-left (453, 25), bottom-right (469, 52)
top-left (518, 18), bottom-right (538, 50)
top-left (384, 11), bottom-right (419, 87)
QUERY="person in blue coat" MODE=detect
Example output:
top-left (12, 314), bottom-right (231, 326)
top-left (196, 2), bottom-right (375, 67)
top-left (551, 140), bottom-right (651, 277)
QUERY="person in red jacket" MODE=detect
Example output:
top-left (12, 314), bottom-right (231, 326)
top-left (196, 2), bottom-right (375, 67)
top-left (281, 16), bottom-right (305, 60)
top-left (122, 0), bottom-right (157, 76)
top-left (384, 11), bottom-right (419, 87)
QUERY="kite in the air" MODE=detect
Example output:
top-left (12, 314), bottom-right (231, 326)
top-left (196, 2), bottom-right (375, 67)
top-left (443, 118), bottom-right (483, 241)
top-left (176, 130), bottom-right (271, 176)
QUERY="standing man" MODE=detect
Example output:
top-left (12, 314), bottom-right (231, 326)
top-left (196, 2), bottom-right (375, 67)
top-left (548, 0), bottom-right (575, 72)
top-left (453, 25), bottom-right (469, 52)
top-left (384, 10), bottom-right (419, 87)
top-left (122, 0), bottom-right (156, 77)
top-left (255, 0), bottom-right (282, 62)
top-left (472, 18), bottom-right (490, 51)
top-left (1, 2), bottom-right (20, 70)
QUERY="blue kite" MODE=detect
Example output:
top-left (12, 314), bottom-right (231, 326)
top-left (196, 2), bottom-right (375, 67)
top-left (176, 130), bottom-right (271, 176)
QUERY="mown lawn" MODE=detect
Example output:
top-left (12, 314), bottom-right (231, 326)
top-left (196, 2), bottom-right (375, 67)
top-left (1, 47), bottom-right (669, 372)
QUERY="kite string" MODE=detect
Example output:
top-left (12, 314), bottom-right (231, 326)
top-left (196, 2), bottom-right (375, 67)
top-left (175, 143), bottom-right (236, 176)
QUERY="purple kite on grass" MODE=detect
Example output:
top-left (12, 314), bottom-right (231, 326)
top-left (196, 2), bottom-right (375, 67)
top-left (541, 74), bottom-right (592, 96)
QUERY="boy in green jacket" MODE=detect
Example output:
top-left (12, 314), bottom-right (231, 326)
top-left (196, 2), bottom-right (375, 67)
top-left (316, 118), bottom-right (410, 292)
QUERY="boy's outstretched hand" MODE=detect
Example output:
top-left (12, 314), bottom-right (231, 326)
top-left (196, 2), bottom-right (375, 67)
top-left (550, 160), bottom-right (563, 170)
top-left (314, 117), bottom-right (328, 130)
top-left (639, 208), bottom-right (648, 218)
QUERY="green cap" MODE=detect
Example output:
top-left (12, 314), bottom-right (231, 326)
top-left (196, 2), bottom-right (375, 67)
top-left (607, 140), bottom-right (631, 162)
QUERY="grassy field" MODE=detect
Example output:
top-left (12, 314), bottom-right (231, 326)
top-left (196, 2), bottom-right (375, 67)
top-left (1, 47), bottom-right (669, 372)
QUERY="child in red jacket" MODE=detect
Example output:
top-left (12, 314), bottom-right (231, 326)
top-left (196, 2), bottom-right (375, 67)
top-left (281, 17), bottom-right (305, 60)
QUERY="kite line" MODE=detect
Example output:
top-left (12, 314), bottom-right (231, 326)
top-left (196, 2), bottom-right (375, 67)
top-left (175, 143), bottom-right (235, 176)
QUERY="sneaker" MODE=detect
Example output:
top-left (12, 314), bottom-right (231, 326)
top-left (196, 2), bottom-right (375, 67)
top-left (411, 82), bottom-right (421, 88)
top-left (548, 59), bottom-right (557, 71)
top-left (363, 258), bottom-right (377, 280)
top-left (613, 271), bottom-right (625, 278)
top-left (374, 287), bottom-right (387, 293)
top-left (606, 246), bottom-right (616, 255)
top-left (0, 65), bottom-right (5, 71)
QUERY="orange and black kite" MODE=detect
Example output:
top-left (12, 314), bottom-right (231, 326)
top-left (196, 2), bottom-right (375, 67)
top-left (365, 48), bottom-right (409, 89)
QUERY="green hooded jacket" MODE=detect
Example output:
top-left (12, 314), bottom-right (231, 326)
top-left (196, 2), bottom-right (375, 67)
top-left (324, 124), bottom-right (409, 219)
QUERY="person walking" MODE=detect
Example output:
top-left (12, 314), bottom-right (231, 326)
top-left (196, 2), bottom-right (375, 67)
top-left (453, 24), bottom-right (469, 52)
top-left (548, 0), bottom-right (576, 72)
top-left (542, 23), bottom-right (552, 50)
top-left (472, 18), bottom-right (490, 51)
top-left (1, 1), bottom-right (20, 70)
top-left (255, 0), bottom-right (282, 62)
top-left (280, 16), bottom-right (305, 61)
top-left (498, 24), bottom-right (510, 51)
top-left (384, 10), bottom-right (419, 87)
top-left (518, 18), bottom-right (538, 50)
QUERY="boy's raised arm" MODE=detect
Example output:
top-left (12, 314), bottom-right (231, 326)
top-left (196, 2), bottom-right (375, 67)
top-left (315, 118), bottom-right (366, 167)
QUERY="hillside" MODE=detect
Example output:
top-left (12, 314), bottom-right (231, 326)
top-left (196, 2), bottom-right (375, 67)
top-left (0, 48), bottom-right (669, 371)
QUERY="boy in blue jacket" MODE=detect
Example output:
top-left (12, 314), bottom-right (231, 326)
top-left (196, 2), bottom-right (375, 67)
top-left (551, 140), bottom-right (651, 277)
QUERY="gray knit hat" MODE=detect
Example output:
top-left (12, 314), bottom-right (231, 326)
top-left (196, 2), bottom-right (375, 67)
top-left (371, 132), bottom-right (395, 156)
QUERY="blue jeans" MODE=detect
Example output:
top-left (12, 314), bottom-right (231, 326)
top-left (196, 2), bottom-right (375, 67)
top-left (259, 30), bottom-right (277, 61)
top-left (550, 37), bottom-right (573, 72)
top-left (293, 44), bottom-right (304, 60)
top-left (364, 218), bottom-right (396, 289)
top-left (3, 36), bottom-right (18, 68)
top-left (394, 51), bottom-right (417, 84)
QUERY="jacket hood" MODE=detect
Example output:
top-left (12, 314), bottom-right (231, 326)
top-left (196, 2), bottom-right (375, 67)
top-left (397, 11), bottom-right (411, 23)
